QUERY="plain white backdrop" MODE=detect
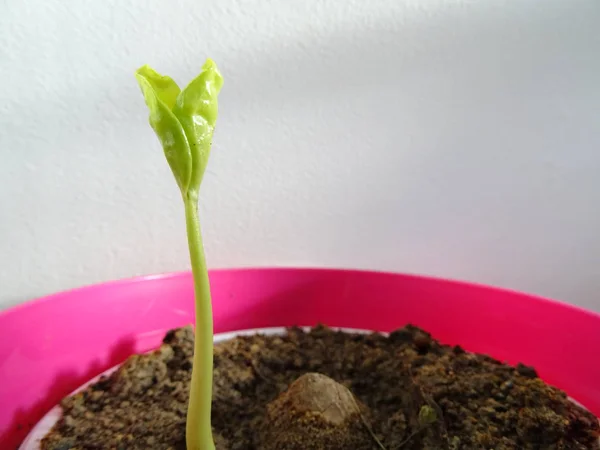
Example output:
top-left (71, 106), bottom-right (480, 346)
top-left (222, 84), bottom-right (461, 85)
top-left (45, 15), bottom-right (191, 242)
top-left (1, 0), bottom-right (599, 311)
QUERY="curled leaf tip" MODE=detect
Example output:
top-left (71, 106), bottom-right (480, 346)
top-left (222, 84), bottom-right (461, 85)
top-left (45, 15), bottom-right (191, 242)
top-left (202, 58), bottom-right (218, 73)
top-left (201, 58), bottom-right (224, 91)
top-left (135, 66), bottom-right (181, 110)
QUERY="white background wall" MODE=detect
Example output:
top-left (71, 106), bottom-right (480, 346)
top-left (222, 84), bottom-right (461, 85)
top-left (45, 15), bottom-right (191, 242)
top-left (1, 0), bottom-right (599, 311)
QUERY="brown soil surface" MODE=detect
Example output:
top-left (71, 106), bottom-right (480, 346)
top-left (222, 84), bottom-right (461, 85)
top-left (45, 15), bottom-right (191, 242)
top-left (42, 325), bottom-right (599, 450)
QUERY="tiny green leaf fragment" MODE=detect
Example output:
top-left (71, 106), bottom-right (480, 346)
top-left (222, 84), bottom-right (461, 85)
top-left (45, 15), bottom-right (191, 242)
top-left (418, 405), bottom-right (438, 426)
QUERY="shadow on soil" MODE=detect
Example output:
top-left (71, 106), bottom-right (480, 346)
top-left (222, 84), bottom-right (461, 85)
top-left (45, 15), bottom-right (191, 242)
top-left (3, 336), bottom-right (136, 450)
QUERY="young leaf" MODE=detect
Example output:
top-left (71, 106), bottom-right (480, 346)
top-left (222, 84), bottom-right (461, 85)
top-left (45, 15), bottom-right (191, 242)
top-left (173, 58), bottom-right (224, 197)
top-left (135, 67), bottom-right (191, 194)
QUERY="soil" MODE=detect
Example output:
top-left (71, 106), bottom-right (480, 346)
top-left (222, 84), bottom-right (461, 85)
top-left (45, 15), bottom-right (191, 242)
top-left (42, 325), bottom-right (600, 450)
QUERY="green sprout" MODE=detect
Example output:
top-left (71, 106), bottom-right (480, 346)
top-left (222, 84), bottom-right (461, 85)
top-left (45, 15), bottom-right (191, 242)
top-left (135, 59), bottom-right (223, 450)
top-left (418, 405), bottom-right (437, 426)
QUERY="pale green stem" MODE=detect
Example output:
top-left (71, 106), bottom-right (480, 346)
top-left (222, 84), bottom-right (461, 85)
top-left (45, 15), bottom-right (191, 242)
top-left (184, 194), bottom-right (215, 450)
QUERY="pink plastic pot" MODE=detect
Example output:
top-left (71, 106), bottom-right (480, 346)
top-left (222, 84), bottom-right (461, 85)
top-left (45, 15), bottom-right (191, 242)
top-left (1, 268), bottom-right (600, 449)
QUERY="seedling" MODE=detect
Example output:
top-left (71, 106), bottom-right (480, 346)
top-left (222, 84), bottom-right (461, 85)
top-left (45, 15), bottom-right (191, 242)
top-left (135, 59), bottom-right (223, 450)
